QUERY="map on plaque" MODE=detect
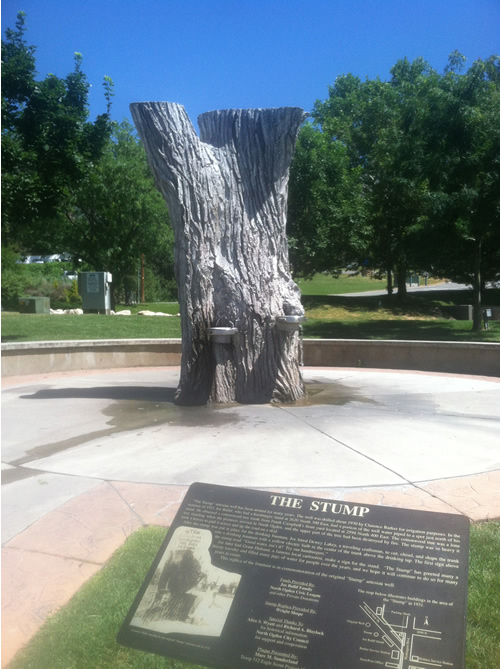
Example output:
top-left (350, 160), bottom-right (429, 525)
top-left (118, 482), bottom-right (469, 669)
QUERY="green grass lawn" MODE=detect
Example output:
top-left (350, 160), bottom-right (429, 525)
top-left (467, 522), bottom-right (500, 668)
top-left (1, 310), bottom-right (182, 342)
top-left (301, 289), bottom-right (500, 342)
top-left (2, 278), bottom-right (499, 343)
top-left (9, 522), bottom-right (500, 669)
top-left (297, 272), bottom-right (387, 295)
top-left (296, 272), bottom-right (443, 295)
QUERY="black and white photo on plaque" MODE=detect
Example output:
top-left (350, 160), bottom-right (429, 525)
top-left (131, 525), bottom-right (241, 637)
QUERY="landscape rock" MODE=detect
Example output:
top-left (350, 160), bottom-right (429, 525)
top-left (137, 310), bottom-right (172, 317)
top-left (50, 308), bottom-right (83, 315)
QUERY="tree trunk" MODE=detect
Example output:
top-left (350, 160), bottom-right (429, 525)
top-left (386, 267), bottom-right (393, 296)
top-left (130, 103), bottom-right (306, 405)
top-left (472, 238), bottom-right (483, 331)
top-left (396, 266), bottom-right (407, 298)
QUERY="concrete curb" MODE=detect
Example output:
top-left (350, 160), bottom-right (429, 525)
top-left (2, 338), bottom-right (499, 377)
top-left (303, 338), bottom-right (500, 377)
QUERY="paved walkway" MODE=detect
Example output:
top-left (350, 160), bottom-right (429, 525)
top-left (2, 365), bottom-right (500, 666)
top-left (336, 280), bottom-right (471, 297)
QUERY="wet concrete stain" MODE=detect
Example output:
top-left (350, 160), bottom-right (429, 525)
top-left (1, 466), bottom-right (47, 485)
top-left (18, 385), bottom-right (177, 403)
top-left (298, 379), bottom-right (437, 416)
top-left (103, 397), bottom-right (247, 429)
top-left (294, 379), bottom-right (378, 407)
top-left (9, 379), bottom-right (376, 467)
top-left (10, 429), bottom-right (127, 467)
top-left (10, 393), bottom-right (243, 467)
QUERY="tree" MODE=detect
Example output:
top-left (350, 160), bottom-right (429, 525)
top-left (292, 54), bottom-right (499, 320)
top-left (1, 11), bottom-right (113, 248)
top-left (2, 13), bottom-right (175, 306)
top-left (423, 54), bottom-right (500, 329)
top-left (65, 120), bottom-right (175, 305)
top-left (132, 103), bottom-right (305, 405)
top-left (287, 122), bottom-right (367, 277)
top-left (311, 59), bottom-right (439, 297)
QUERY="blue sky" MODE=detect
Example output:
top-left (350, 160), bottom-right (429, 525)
top-left (2, 0), bottom-right (499, 131)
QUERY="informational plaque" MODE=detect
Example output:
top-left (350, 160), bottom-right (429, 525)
top-left (118, 483), bottom-right (469, 668)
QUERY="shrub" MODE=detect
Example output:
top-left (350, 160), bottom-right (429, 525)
top-left (1, 269), bottom-right (27, 308)
top-left (1, 251), bottom-right (83, 310)
top-left (144, 266), bottom-right (178, 302)
top-left (1, 246), bottom-right (28, 308)
top-left (63, 280), bottom-right (82, 308)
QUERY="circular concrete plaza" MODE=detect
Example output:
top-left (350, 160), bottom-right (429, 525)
top-left (2, 366), bottom-right (499, 527)
top-left (2, 365), bottom-right (499, 665)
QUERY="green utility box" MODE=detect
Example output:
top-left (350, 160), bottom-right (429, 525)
top-left (19, 296), bottom-right (50, 314)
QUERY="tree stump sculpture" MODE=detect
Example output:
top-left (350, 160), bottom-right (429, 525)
top-left (130, 102), bottom-right (306, 405)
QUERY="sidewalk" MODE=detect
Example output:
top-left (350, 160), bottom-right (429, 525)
top-left (336, 280), bottom-right (471, 297)
top-left (2, 366), bottom-right (500, 665)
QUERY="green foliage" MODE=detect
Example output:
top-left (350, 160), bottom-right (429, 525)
top-left (288, 123), bottom-right (367, 277)
top-left (1, 12), bottom-right (36, 114)
top-left (2, 13), bottom-right (176, 308)
top-left (308, 58), bottom-right (442, 296)
top-left (1, 12), bottom-right (114, 247)
top-left (0, 256), bottom-right (81, 309)
top-left (9, 276), bottom-right (81, 310)
top-left (422, 54), bottom-right (500, 328)
top-left (59, 280), bottom-right (82, 309)
top-left (64, 120), bottom-right (176, 305)
top-left (290, 52), bottom-right (500, 327)
top-left (1, 246), bottom-right (26, 307)
top-left (143, 265), bottom-right (178, 302)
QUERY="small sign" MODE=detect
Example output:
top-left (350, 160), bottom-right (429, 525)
top-left (118, 483), bottom-right (469, 668)
top-left (86, 273), bottom-right (99, 293)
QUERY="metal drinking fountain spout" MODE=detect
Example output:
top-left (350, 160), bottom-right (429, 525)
top-left (208, 326), bottom-right (239, 344)
top-left (276, 315), bottom-right (306, 331)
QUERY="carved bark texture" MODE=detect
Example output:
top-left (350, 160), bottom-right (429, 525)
top-left (130, 102), bottom-right (306, 405)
